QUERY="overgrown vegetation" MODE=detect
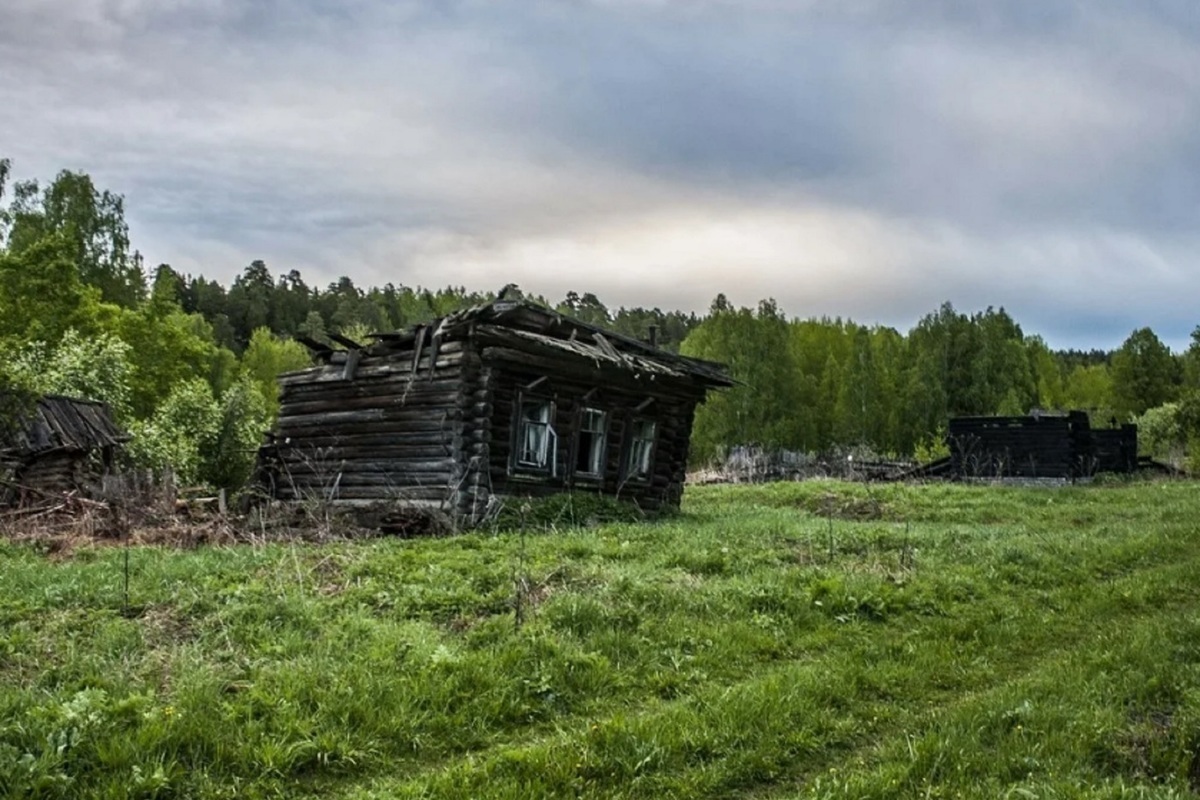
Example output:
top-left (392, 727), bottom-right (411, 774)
top-left (491, 492), bottom-right (656, 531)
top-left (2, 480), bottom-right (1200, 798)
top-left (6, 159), bottom-right (1200, 490)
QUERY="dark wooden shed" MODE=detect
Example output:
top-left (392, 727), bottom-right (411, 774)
top-left (257, 299), bottom-right (732, 522)
top-left (948, 412), bottom-right (1137, 479)
top-left (0, 394), bottom-right (129, 502)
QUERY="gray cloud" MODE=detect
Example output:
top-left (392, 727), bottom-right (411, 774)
top-left (3, 0), bottom-right (1200, 349)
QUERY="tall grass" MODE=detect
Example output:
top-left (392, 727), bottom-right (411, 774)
top-left (1, 479), bottom-right (1199, 798)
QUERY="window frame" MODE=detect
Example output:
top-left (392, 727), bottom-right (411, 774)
top-left (572, 406), bottom-right (609, 480)
top-left (512, 393), bottom-right (558, 476)
top-left (623, 417), bottom-right (658, 483)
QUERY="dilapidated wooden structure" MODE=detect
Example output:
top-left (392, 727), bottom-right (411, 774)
top-left (257, 299), bottom-right (732, 522)
top-left (948, 412), bottom-right (1137, 479)
top-left (0, 394), bottom-right (128, 502)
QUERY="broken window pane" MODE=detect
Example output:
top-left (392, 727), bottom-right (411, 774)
top-left (575, 407), bottom-right (607, 476)
top-left (626, 418), bottom-right (657, 479)
top-left (516, 400), bottom-right (556, 473)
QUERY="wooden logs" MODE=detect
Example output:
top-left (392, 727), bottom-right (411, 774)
top-left (264, 319), bottom-right (719, 520)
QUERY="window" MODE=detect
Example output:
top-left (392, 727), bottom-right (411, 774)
top-left (574, 408), bottom-right (607, 477)
top-left (516, 399), bottom-right (557, 473)
top-left (625, 419), bottom-right (657, 480)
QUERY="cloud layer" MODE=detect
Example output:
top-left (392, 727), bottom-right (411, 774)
top-left (4, 0), bottom-right (1200, 348)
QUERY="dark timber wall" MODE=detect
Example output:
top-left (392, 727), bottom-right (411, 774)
top-left (1091, 426), bottom-right (1138, 474)
top-left (948, 412), bottom-right (1138, 479)
top-left (267, 340), bottom-right (471, 507)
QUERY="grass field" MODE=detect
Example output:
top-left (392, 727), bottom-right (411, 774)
top-left (3, 479), bottom-right (1200, 799)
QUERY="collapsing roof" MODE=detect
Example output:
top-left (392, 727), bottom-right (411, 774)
top-left (309, 298), bottom-right (734, 390)
top-left (0, 394), bottom-right (128, 459)
top-left (0, 394), bottom-right (129, 502)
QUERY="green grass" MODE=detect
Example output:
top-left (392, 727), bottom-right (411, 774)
top-left (2, 479), bottom-right (1200, 798)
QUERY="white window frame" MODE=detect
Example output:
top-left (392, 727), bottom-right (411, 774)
top-left (515, 396), bottom-right (558, 475)
top-left (574, 407), bottom-right (608, 478)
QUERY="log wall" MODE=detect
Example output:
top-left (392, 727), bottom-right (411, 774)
top-left (269, 340), bottom-right (470, 506)
top-left (949, 415), bottom-right (1080, 478)
top-left (948, 412), bottom-right (1138, 479)
top-left (265, 332), bottom-right (710, 523)
top-left (1090, 425), bottom-right (1138, 475)
top-left (2, 446), bottom-right (117, 505)
top-left (13, 452), bottom-right (89, 494)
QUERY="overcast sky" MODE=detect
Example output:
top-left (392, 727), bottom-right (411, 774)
top-left (4, 0), bottom-right (1200, 350)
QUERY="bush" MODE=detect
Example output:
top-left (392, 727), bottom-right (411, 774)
top-left (126, 376), bottom-right (268, 489)
top-left (1136, 403), bottom-right (1184, 460)
top-left (5, 330), bottom-right (133, 419)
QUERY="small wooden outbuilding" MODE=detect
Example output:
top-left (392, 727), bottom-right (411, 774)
top-left (257, 299), bottom-right (732, 522)
top-left (0, 394), bottom-right (128, 502)
top-left (948, 411), bottom-right (1137, 479)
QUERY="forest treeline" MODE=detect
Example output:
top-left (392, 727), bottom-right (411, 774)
top-left (682, 298), bottom-right (1200, 464)
top-left (3, 161), bottom-right (1200, 488)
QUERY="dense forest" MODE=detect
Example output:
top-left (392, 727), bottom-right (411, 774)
top-left (3, 160), bottom-right (1200, 487)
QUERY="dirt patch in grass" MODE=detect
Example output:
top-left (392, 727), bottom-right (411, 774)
top-left (804, 492), bottom-right (892, 521)
top-left (137, 603), bottom-right (195, 649)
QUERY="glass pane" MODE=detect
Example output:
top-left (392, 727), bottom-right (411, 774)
top-left (627, 419), bottom-right (656, 477)
top-left (521, 424), bottom-right (545, 465)
top-left (581, 408), bottom-right (606, 433)
top-left (523, 403), bottom-right (550, 424)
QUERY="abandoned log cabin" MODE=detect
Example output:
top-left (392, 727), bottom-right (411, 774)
top-left (0, 393), bottom-right (128, 502)
top-left (257, 298), bottom-right (733, 521)
top-left (948, 411), bottom-right (1137, 479)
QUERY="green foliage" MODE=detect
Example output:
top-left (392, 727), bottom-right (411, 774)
top-left (1063, 362), bottom-right (1115, 417)
top-left (126, 378), bottom-right (221, 484)
top-left (557, 290), bottom-right (611, 327)
top-left (0, 368), bottom-right (36, 445)
top-left (683, 297), bottom-right (801, 462)
top-left (913, 428), bottom-right (950, 462)
top-left (2, 169), bottom-right (145, 306)
top-left (4, 483), bottom-right (1200, 797)
top-left (0, 235), bottom-right (112, 343)
top-left (240, 328), bottom-right (312, 416)
top-left (202, 377), bottom-right (271, 490)
top-left (683, 298), bottom-right (1102, 461)
top-left (604, 305), bottom-right (699, 353)
top-left (116, 305), bottom-right (235, 419)
top-left (124, 377), bottom-right (268, 489)
top-left (1136, 403), bottom-right (1184, 460)
top-left (5, 330), bottom-right (133, 419)
top-left (1028, 336), bottom-right (1067, 410)
top-left (297, 310), bottom-right (328, 341)
top-left (1111, 327), bottom-right (1178, 419)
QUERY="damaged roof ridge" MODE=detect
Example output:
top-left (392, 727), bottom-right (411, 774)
top-left (0, 393), bottom-right (130, 458)
top-left (39, 392), bottom-right (112, 408)
top-left (361, 298), bottom-right (733, 385)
